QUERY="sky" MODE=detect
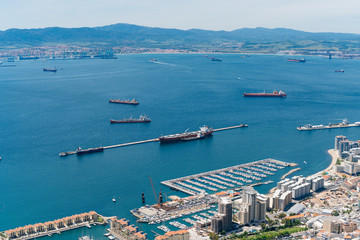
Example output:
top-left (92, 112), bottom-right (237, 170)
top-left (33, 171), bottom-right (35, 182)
top-left (1, 0), bottom-right (360, 33)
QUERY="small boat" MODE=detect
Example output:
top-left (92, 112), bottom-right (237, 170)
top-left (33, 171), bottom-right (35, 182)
top-left (108, 236), bottom-right (115, 240)
top-left (104, 233), bottom-right (111, 237)
top-left (112, 196), bottom-right (116, 202)
top-left (287, 58), bottom-right (306, 63)
top-left (149, 58), bottom-right (158, 62)
top-left (335, 69), bottom-right (344, 73)
top-left (79, 236), bottom-right (93, 240)
top-left (43, 67), bottom-right (57, 72)
top-left (86, 223), bottom-right (91, 228)
top-left (304, 161), bottom-right (307, 164)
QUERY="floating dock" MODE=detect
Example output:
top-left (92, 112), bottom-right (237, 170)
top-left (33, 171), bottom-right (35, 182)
top-left (161, 158), bottom-right (292, 195)
top-left (59, 124), bottom-right (248, 157)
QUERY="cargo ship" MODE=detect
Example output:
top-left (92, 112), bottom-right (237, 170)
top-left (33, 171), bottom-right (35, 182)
top-left (297, 119), bottom-right (360, 131)
top-left (110, 115), bottom-right (151, 123)
top-left (43, 67), bottom-right (57, 72)
top-left (243, 90), bottom-right (287, 97)
top-left (76, 146), bottom-right (104, 155)
top-left (159, 126), bottom-right (213, 143)
top-left (109, 98), bottom-right (139, 105)
top-left (287, 58), bottom-right (306, 63)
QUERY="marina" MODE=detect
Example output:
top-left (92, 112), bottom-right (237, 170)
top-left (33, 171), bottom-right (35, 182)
top-left (58, 124), bottom-right (248, 157)
top-left (161, 158), bottom-right (293, 195)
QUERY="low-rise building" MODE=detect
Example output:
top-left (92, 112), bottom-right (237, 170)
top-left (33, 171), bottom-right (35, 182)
top-left (155, 230), bottom-right (190, 240)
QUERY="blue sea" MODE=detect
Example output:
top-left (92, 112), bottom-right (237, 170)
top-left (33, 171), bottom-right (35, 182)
top-left (1, 54), bottom-right (360, 239)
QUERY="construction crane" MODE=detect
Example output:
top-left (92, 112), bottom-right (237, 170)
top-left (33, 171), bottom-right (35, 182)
top-left (149, 176), bottom-right (160, 208)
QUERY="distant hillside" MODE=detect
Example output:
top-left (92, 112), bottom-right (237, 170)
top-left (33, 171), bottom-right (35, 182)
top-left (1, 23), bottom-right (360, 52)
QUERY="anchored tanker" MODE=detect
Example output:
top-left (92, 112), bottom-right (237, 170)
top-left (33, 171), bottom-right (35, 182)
top-left (243, 90), bottom-right (287, 97)
top-left (159, 126), bottom-right (213, 143)
top-left (76, 146), bottom-right (104, 155)
top-left (110, 115), bottom-right (151, 123)
top-left (109, 98), bottom-right (139, 105)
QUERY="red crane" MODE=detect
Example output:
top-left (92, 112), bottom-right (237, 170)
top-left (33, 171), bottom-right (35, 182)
top-left (149, 176), bottom-right (160, 208)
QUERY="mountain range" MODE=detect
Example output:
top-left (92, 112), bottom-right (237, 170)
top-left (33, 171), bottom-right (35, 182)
top-left (1, 23), bottom-right (360, 51)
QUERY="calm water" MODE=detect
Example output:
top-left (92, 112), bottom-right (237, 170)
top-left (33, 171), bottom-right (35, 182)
top-left (1, 54), bottom-right (360, 239)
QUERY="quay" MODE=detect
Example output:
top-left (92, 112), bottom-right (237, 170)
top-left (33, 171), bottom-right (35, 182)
top-left (2, 211), bottom-right (104, 240)
top-left (161, 158), bottom-right (293, 195)
top-left (281, 167), bottom-right (301, 179)
top-left (59, 124), bottom-right (248, 157)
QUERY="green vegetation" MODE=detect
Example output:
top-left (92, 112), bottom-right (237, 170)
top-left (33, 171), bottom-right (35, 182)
top-left (96, 216), bottom-right (104, 222)
top-left (342, 207), bottom-right (352, 214)
top-left (208, 232), bottom-right (220, 240)
top-left (331, 210), bottom-right (340, 216)
top-left (235, 226), bottom-right (307, 240)
top-left (1, 24), bottom-right (360, 53)
top-left (336, 159), bottom-right (341, 165)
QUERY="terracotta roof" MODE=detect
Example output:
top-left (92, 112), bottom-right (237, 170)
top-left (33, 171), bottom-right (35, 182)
top-left (118, 219), bottom-right (128, 225)
top-left (285, 214), bottom-right (305, 220)
top-left (165, 230), bottom-right (189, 236)
top-left (215, 191), bottom-right (227, 196)
top-left (155, 236), bottom-right (168, 240)
top-left (124, 225), bottom-right (137, 232)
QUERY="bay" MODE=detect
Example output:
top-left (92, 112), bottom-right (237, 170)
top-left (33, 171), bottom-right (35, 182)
top-left (1, 54), bottom-right (360, 238)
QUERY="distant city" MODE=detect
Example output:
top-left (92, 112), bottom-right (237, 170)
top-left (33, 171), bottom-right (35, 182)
top-left (1, 23), bottom-right (360, 59)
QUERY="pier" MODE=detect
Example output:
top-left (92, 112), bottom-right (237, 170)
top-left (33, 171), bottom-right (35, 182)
top-left (59, 124), bottom-right (248, 157)
top-left (161, 158), bottom-right (293, 195)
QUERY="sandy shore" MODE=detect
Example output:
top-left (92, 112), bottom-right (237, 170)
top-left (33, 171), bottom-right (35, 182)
top-left (310, 149), bottom-right (338, 177)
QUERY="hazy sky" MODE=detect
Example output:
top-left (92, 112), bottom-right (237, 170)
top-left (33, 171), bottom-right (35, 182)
top-left (1, 0), bottom-right (360, 33)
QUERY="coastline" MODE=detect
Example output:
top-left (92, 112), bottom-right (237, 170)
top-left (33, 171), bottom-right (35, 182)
top-left (269, 149), bottom-right (338, 194)
top-left (311, 149), bottom-right (338, 178)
